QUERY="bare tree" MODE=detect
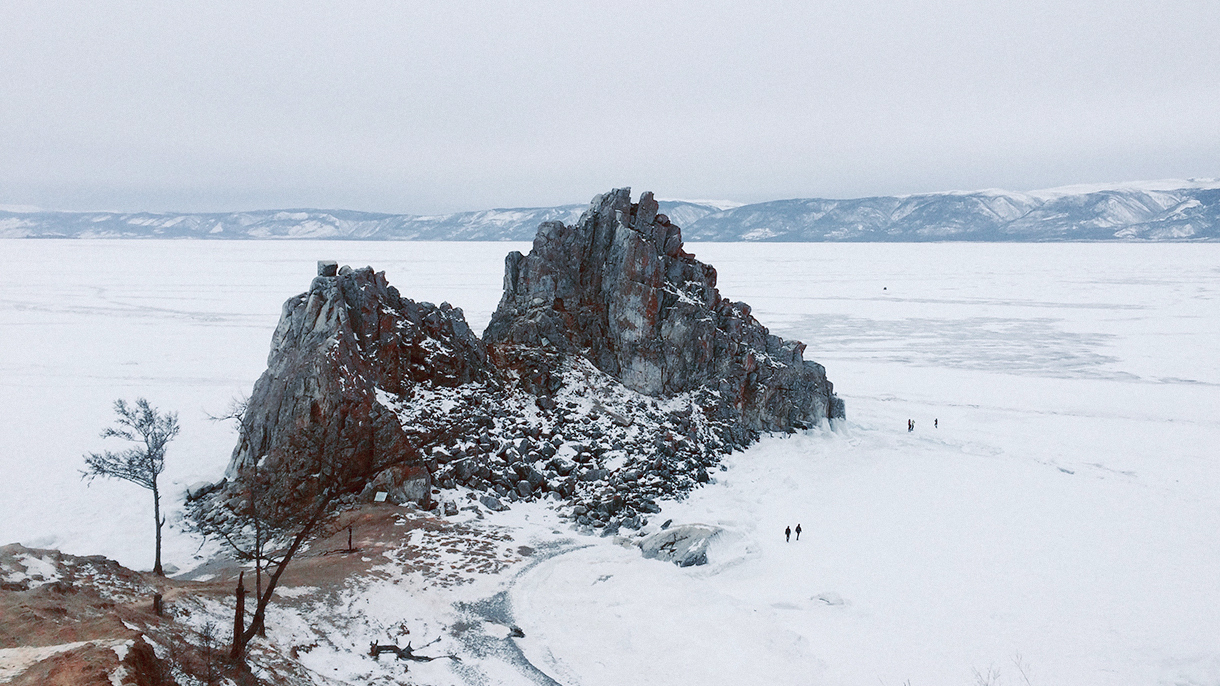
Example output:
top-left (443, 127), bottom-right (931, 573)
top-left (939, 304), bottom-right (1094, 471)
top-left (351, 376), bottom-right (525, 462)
top-left (83, 398), bottom-right (180, 576)
top-left (207, 395), bottom-right (271, 614)
top-left (190, 410), bottom-right (390, 662)
top-left (193, 393), bottom-right (445, 662)
top-left (198, 462), bottom-right (348, 661)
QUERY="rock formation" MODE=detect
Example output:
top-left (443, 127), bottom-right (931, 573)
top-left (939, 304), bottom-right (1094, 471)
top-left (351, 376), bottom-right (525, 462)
top-left (199, 189), bottom-right (842, 533)
top-left (486, 187), bottom-right (844, 431)
top-left (223, 263), bottom-right (493, 510)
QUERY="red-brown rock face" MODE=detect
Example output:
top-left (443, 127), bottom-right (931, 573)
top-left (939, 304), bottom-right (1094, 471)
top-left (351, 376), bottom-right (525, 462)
top-left (224, 265), bottom-right (494, 508)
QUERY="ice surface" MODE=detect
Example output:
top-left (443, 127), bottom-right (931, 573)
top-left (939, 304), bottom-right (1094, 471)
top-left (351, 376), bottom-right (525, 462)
top-left (2, 239), bottom-right (1219, 685)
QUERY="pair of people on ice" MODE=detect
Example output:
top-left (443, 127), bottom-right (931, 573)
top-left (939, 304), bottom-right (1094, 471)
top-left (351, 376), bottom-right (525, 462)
top-left (785, 524), bottom-right (802, 542)
top-left (908, 418), bottom-right (939, 431)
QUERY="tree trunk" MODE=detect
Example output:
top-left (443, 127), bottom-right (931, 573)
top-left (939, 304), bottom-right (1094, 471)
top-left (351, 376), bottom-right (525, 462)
top-left (238, 493), bottom-right (332, 651)
top-left (255, 517), bottom-right (265, 637)
top-left (152, 480), bottom-right (164, 576)
top-left (230, 572), bottom-right (245, 662)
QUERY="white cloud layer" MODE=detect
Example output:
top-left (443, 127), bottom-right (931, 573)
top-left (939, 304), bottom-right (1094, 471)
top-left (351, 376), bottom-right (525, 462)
top-left (2, 0), bottom-right (1218, 213)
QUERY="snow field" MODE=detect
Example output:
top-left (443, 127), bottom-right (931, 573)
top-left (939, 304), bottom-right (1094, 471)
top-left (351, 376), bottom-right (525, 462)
top-left (510, 242), bottom-right (1220, 685)
top-left (2, 239), bottom-right (1219, 684)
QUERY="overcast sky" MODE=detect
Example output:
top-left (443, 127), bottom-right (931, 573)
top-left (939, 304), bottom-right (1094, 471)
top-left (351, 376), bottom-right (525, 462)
top-left (3, 1), bottom-right (1219, 214)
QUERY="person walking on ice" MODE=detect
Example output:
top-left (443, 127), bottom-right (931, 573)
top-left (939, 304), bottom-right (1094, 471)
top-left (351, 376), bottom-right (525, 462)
top-left (795, 524), bottom-right (802, 541)
top-left (935, 418), bottom-right (938, 428)
top-left (785, 526), bottom-right (791, 542)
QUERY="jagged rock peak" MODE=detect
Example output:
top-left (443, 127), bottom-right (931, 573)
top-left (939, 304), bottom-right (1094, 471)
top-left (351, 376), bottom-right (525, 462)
top-left (223, 264), bottom-right (493, 505)
top-left (485, 188), bottom-right (844, 430)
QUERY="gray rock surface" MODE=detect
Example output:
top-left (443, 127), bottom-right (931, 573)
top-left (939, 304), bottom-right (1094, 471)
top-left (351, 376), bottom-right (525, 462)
top-left (638, 523), bottom-right (721, 567)
top-left (485, 188), bottom-right (842, 431)
top-left (479, 495), bottom-right (507, 512)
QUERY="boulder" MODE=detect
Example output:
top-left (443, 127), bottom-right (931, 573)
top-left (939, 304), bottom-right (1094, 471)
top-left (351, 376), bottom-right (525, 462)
top-left (638, 523), bottom-right (721, 567)
top-left (479, 495), bottom-right (507, 512)
top-left (549, 456), bottom-right (576, 476)
top-left (359, 466), bottom-right (432, 507)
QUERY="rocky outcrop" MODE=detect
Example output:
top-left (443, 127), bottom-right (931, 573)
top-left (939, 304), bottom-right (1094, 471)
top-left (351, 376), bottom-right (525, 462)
top-left (486, 187), bottom-right (843, 431)
top-left (205, 189), bottom-right (842, 533)
top-left (224, 263), bottom-right (494, 508)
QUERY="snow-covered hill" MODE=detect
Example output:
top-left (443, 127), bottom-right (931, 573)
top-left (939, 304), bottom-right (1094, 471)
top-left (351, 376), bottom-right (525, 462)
top-left (683, 178), bottom-right (1220, 241)
top-left (4, 180), bottom-right (1220, 241)
top-left (0, 201), bottom-right (722, 241)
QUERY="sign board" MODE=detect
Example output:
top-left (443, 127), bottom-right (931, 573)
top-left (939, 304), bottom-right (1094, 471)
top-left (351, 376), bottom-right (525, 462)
top-left (374, 491), bottom-right (388, 503)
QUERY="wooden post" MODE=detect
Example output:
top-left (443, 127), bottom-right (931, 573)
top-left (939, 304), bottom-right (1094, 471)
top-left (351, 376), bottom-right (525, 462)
top-left (153, 592), bottom-right (163, 617)
top-left (230, 572), bottom-right (245, 661)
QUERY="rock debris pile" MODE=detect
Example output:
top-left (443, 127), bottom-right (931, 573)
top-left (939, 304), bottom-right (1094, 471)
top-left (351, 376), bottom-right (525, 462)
top-left (202, 189), bottom-right (843, 532)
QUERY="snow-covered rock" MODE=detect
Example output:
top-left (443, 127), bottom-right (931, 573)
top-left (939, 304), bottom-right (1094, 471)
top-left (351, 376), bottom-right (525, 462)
top-left (214, 262), bottom-right (492, 517)
top-left (196, 191), bottom-right (842, 533)
top-left (486, 187), bottom-right (843, 432)
top-left (638, 523), bottom-right (721, 567)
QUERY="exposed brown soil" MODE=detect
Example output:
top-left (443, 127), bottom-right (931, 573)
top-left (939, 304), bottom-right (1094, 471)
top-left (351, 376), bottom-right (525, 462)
top-left (0, 502), bottom-right (526, 685)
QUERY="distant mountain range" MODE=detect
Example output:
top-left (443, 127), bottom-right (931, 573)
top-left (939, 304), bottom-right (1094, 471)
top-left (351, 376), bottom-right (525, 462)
top-left (4, 179), bottom-right (1219, 241)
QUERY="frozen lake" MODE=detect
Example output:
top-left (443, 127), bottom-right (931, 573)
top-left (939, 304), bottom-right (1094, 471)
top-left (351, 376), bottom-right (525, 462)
top-left (2, 239), bottom-right (1218, 685)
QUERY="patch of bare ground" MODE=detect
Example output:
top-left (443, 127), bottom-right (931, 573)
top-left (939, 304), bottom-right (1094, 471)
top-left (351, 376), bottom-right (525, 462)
top-left (179, 502), bottom-right (524, 594)
top-left (1, 502), bottom-right (537, 685)
top-left (0, 543), bottom-right (224, 685)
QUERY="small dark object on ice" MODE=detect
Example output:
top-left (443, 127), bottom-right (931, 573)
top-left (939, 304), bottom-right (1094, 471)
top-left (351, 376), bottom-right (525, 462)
top-left (369, 640), bottom-right (460, 663)
top-left (785, 526), bottom-right (791, 542)
top-left (509, 625), bottom-right (525, 638)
